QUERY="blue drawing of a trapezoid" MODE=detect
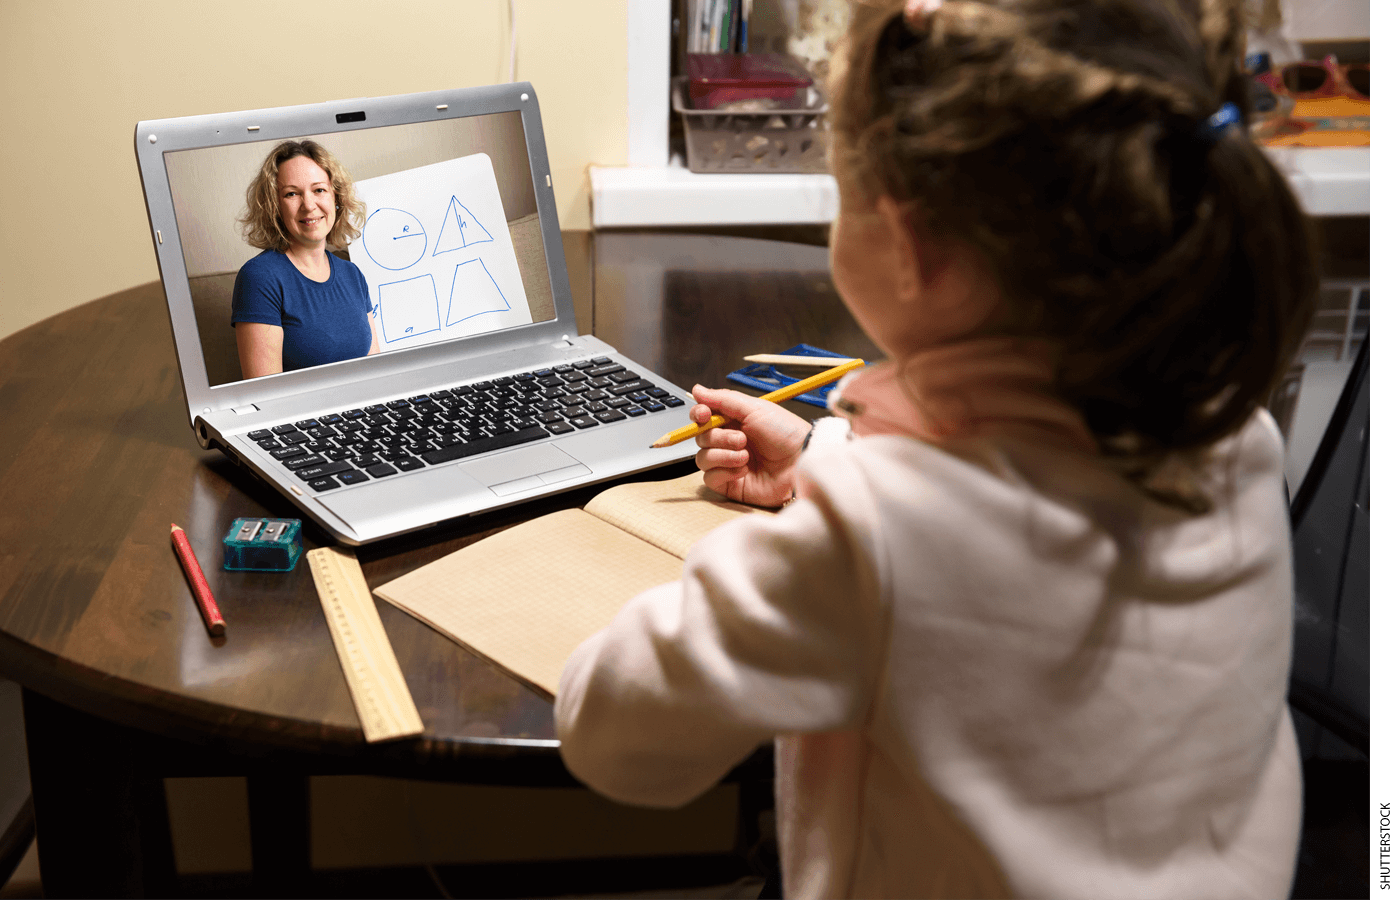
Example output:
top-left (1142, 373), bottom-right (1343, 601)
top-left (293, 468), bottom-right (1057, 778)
top-left (362, 208), bottom-right (427, 271)
top-left (378, 274), bottom-right (441, 343)
top-left (446, 259), bottom-right (510, 326)
top-left (433, 196), bottom-right (492, 257)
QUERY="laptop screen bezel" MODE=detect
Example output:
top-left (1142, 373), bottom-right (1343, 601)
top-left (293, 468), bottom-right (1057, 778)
top-left (134, 82), bottom-right (576, 425)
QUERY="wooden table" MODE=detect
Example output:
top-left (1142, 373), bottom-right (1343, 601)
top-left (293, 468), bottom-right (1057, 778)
top-left (0, 232), bottom-right (878, 897)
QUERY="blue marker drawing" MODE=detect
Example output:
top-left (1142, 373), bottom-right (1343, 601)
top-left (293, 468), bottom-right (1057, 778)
top-left (362, 208), bottom-right (427, 271)
top-left (378, 274), bottom-right (441, 343)
top-left (432, 196), bottom-right (493, 257)
top-left (446, 259), bottom-right (511, 326)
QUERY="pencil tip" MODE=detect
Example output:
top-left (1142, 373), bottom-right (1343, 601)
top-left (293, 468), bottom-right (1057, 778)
top-left (650, 440), bottom-right (668, 449)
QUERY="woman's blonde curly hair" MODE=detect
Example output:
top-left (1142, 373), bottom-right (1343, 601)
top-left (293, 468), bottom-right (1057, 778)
top-left (238, 140), bottom-right (366, 252)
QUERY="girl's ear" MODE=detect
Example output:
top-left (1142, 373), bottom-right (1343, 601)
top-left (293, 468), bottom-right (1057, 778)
top-left (875, 195), bottom-right (944, 303)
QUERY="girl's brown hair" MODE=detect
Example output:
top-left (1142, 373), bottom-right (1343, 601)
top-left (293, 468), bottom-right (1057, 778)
top-left (239, 140), bottom-right (367, 252)
top-left (831, 0), bottom-right (1318, 464)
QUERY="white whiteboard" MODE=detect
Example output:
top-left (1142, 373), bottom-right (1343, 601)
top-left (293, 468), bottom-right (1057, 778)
top-left (348, 153), bottom-right (532, 351)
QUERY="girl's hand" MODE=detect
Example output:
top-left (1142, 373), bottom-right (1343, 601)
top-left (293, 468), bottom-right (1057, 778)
top-left (690, 384), bottom-right (812, 508)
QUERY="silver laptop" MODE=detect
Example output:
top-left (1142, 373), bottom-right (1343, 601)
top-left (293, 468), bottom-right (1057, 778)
top-left (135, 82), bottom-right (696, 545)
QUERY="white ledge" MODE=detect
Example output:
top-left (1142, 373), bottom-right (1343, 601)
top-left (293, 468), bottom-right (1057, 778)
top-left (590, 146), bottom-right (1367, 227)
top-left (590, 163), bottom-right (838, 227)
top-left (1264, 146), bottom-right (1370, 217)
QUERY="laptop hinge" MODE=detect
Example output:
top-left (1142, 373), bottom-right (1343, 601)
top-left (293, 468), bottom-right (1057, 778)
top-left (231, 404), bottom-right (259, 415)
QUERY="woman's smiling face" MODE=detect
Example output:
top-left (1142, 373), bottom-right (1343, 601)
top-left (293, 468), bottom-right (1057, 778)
top-left (276, 155), bottom-right (336, 250)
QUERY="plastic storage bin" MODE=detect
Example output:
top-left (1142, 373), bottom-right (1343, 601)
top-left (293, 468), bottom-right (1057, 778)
top-left (673, 78), bottom-right (828, 174)
top-left (685, 53), bottom-right (814, 110)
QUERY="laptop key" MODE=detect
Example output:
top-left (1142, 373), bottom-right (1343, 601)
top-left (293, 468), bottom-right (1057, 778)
top-left (661, 395), bottom-right (687, 408)
top-left (394, 458), bottom-right (426, 472)
top-left (337, 470), bottom-right (370, 485)
top-left (596, 409), bottom-right (626, 423)
top-left (283, 454), bottom-right (327, 469)
top-left (421, 425), bottom-right (550, 465)
top-left (295, 460), bottom-right (354, 481)
top-left (569, 416), bottom-right (599, 429)
top-left (270, 446), bottom-right (306, 461)
top-left (248, 429), bottom-right (274, 441)
top-left (545, 421), bottom-right (575, 435)
top-left (621, 406), bottom-right (647, 417)
top-left (365, 463), bottom-right (398, 478)
top-left (307, 477), bottom-right (340, 492)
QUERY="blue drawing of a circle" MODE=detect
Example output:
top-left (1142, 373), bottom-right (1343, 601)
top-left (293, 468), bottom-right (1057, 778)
top-left (362, 208), bottom-right (427, 271)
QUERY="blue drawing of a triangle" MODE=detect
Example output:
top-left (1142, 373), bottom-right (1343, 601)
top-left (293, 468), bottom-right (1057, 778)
top-left (433, 196), bottom-right (492, 256)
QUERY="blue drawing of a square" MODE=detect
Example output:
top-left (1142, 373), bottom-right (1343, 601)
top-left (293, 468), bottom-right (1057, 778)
top-left (378, 274), bottom-right (440, 343)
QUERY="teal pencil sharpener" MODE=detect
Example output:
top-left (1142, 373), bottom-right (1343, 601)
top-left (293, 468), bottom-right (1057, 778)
top-left (223, 518), bottom-right (303, 572)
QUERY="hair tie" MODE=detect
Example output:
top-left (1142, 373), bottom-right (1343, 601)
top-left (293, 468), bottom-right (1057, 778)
top-left (1197, 102), bottom-right (1241, 143)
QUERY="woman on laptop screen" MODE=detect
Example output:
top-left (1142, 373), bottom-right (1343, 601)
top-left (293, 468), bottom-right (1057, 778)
top-left (232, 140), bottom-right (380, 379)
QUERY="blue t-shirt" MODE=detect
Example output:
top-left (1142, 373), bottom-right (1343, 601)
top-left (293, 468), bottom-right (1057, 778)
top-left (230, 249), bottom-right (373, 371)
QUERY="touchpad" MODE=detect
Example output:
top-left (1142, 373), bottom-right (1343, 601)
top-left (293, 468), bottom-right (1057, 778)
top-left (458, 444), bottom-right (592, 496)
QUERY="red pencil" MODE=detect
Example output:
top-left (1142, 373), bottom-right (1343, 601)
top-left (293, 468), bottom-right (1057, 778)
top-left (171, 524), bottom-right (226, 636)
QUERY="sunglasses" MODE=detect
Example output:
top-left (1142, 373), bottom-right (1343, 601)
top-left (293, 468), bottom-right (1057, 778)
top-left (1258, 56), bottom-right (1369, 100)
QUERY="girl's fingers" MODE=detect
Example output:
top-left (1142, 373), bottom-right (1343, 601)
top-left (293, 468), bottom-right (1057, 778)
top-left (691, 384), bottom-right (774, 424)
top-left (696, 446), bottom-right (749, 473)
top-left (701, 466), bottom-right (743, 494)
top-left (695, 425), bottom-right (747, 452)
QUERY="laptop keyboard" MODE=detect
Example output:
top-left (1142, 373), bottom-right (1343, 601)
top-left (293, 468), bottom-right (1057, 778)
top-left (242, 357), bottom-right (687, 493)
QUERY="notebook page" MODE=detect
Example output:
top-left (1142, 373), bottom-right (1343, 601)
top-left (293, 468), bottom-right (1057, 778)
top-left (373, 509), bottom-right (683, 696)
top-left (582, 471), bottom-right (775, 559)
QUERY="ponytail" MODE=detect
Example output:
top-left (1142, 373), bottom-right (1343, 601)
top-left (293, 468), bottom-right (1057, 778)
top-left (831, 0), bottom-right (1318, 465)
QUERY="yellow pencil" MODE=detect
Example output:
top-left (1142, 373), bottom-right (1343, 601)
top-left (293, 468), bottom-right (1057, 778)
top-left (651, 357), bottom-right (865, 448)
top-left (742, 354), bottom-right (854, 367)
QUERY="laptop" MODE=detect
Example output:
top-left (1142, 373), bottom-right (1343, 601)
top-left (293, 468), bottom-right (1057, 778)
top-left (135, 82), bottom-right (697, 545)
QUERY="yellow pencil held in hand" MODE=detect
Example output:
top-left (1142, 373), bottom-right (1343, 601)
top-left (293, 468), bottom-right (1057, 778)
top-left (651, 358), bottom-right (865, 448)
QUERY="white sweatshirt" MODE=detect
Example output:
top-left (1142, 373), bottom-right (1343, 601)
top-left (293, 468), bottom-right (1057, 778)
top-left (556, 408), bottom-right (1300, 899)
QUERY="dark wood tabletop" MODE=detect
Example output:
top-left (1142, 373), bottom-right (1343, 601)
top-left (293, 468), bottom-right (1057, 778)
top-left (0, 231), bottom-right (878, 775)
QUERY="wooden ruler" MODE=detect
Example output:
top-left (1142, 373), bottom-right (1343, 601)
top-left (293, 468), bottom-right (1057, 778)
top-left (307, 546), bottom-right (424, 743)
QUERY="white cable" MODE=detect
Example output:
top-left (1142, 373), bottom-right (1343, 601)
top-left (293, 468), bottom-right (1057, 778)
top-left (507, 0), bottom-right (518, 83)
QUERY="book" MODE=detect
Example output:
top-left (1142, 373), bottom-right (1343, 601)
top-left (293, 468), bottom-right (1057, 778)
top-left (372, 471), bottom-right (774, 696)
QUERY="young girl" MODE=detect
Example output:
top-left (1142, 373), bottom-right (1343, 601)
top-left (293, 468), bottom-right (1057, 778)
top-left (555, 0), bottom-right (1316, 895)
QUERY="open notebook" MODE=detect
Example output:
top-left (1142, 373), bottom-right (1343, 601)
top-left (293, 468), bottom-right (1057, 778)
top-left (373, 471), bottom-right (775, 695)
top-left (135, 83), bottom-right (696, 545)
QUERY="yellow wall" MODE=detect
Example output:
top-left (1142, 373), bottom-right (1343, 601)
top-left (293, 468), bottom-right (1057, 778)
top-left (0, 0), bottom-right (627, 341)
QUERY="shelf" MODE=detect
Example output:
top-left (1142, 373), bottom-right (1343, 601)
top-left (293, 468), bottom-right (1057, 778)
top-left (590, 162), bottom-right (837, 227)
top-left (1264, 147), bottom-right (1370, 217)
top-left (589, 147), bottom-right (1367, 227)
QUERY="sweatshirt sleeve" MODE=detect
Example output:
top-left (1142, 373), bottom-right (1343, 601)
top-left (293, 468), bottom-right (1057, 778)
top-left (554, 475), bottom-right (886, 808)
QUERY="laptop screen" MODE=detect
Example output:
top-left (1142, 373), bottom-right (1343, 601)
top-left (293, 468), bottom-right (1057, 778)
top-left (161, 109), bottom-right (556, 387)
